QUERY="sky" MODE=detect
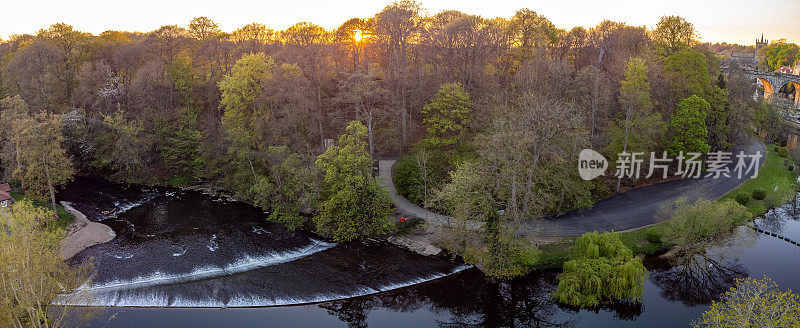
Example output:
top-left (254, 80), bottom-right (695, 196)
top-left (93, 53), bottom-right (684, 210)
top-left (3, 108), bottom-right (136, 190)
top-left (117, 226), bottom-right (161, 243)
top-left (1, 0), bottom-right (798, 45)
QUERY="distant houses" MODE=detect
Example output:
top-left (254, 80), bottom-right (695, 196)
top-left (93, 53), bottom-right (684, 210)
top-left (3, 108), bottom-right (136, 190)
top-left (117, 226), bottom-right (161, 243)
top-left (1, 182), bottom-right (13, 211)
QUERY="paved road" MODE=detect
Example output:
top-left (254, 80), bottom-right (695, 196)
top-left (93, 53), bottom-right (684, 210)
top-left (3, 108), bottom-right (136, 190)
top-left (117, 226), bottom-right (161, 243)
top-left (537, 138), bottom-right (766, 236)
top-left (380, 138), bottom-right (766, 237)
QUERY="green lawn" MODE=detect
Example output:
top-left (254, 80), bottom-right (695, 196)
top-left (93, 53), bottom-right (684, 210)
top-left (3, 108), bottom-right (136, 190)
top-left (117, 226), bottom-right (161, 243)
top-left (718, 143), bottom-right (799, 217)
top-left (9, 191), bottom-right (75, 230)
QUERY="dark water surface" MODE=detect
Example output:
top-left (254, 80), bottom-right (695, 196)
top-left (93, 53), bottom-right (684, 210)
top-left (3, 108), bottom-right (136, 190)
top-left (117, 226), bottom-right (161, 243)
top-left (59, 178), bottom-right (800, 327)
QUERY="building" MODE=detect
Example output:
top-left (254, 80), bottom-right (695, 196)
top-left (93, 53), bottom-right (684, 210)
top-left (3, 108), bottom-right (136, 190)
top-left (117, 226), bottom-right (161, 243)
top-left (756, 33), bottom-right (768, 62)
top-left (777, 66), bottom-right (794, 74)
top-left (794, 63), bottom-right (800, 76)
top-left (0, 183), bottom-right (12, 210)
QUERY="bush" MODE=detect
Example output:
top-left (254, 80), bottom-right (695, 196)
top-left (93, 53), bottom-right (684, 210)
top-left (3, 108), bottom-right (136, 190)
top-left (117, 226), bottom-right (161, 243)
top-left (735, 191), bottom-right (750, 205)
top-left (645, 228), bottom-right (662, 243)
top-left (777, 147), bottom-right (789, 158)
top-left (752, 187), bottom-right (767, 200)
top-left (789, 164), bottom-right (795, 172)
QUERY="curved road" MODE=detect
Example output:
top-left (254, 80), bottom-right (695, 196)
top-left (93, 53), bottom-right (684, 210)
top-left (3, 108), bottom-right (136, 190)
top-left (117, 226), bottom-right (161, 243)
top-left (379, 138), bottom-right (766, 237)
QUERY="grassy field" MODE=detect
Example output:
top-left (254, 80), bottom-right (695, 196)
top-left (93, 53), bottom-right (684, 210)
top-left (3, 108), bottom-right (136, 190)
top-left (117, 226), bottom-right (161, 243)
top-left (9, 191), bottom-right (75, 230)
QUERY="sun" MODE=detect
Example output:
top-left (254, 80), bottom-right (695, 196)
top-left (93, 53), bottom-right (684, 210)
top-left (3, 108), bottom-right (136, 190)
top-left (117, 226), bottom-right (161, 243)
top-left (353, 30), bottom-right (363, 42)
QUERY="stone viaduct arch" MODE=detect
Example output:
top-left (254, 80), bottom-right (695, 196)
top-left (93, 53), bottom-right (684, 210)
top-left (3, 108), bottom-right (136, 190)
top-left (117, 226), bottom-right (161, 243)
top-left (747, 71), bottom-right (800, 107)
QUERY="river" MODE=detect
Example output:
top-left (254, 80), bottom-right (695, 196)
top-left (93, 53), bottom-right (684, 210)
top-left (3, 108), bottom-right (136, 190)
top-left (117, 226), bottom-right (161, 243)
top-left (57, 178), bottom-right (800, 327)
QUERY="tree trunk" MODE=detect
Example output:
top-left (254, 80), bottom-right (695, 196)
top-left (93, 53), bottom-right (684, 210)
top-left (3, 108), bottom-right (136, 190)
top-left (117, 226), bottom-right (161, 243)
top-left (43, 158), bottom-right (57, 216)
top-left (616, 109), bottom-right (632, 192)
top-left (317, 82), bottom-right (324, 149)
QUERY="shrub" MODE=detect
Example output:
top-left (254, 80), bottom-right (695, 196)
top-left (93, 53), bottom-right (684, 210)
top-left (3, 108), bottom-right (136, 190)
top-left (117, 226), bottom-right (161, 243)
top-left (645, 228), bottom-right (662, 243)
top-left (777, 147), bottom-right (789, 158)
top-left (752, 187), bottom-right (767, 200)
top-left (735, 191), bottom-right (750, 205)
top-left (789, 164), bottom-right (795, 172)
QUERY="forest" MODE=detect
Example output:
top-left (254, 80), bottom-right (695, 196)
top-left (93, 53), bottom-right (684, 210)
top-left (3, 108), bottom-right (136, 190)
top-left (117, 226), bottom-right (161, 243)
top-left (0, 1), bottom-right (786, 277)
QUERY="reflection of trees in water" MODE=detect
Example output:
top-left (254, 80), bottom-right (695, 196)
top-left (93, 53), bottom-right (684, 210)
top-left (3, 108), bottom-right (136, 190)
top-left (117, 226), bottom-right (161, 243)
top-left (649, 218), bottom-right (757, 307)
top-left (757, 204), bottom-right (797, 234)
top-left (319, 269), bottom-right (579, 328)
top-left (649, 253), bottom-right (748, 306)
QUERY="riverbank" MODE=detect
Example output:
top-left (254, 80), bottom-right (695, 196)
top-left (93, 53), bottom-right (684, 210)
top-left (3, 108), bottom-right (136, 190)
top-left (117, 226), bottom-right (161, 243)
top-left (59, 201), bottom-right (116, 259)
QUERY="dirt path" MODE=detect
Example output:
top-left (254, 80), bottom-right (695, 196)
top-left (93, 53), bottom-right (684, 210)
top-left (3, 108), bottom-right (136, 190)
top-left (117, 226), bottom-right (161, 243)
top-left (59, 201), bottom-right (116, 260)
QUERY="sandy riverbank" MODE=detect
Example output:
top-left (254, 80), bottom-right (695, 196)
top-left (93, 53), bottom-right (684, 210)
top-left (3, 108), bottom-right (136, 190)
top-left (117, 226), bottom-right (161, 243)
top-left (59, 201), bottom-right (116, 259)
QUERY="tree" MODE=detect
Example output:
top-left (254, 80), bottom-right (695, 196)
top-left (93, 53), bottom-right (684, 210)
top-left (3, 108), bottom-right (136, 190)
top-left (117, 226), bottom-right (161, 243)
top-left (100, 108), bottom-right (152, 179)
top-left (667, 95), bottom-right (711, 155)
top-left (657, 197), bottom-right (752, 259)
top-left (553, 231), bottom-right (647, 307)
top-left (246, 146), bottom-right (320, 230)
top-left (0, 201), bottom-right (94, 328)
top-left (231, 23), bottom-right (272, 53)
top-left (693, 276), bottom-right (800, 328)
top-left (612, 57), bottom-right (664, 190)
top-left (280, 22), bottom-right (332, 149)
top-left (314, 121), bottom-right (394, 241)
top-left (219, 52), bottom-right (274, 151)
top-left (335, 69), bottom-right (390, 157)
top-left (421, 82), bottom-right (472, 150)
top-left (664, 50), bottom-right (712, 104)
top-left (570, 65), bottom-right (612, 146)
top-left (759, 41), bottom-right (799, 71)
top-left (374, 0), bottom-right (421, 149)
top-left (188, 16), bottom-right (221, 41)
top-left (653, 15), bottom-right (695, 56)
top-left (11, 112), bottom-right (74, 214)
top-left (4, 41), bottom-right (66, 112)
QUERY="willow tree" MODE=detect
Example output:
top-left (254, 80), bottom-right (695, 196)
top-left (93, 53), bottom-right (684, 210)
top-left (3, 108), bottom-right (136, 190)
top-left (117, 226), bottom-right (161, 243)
top-left (554, 231), bottom-right (647, 307)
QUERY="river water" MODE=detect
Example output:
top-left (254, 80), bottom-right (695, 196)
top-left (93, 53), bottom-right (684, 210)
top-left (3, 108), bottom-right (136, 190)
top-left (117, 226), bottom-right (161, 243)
top-left (58, 178), bottom-right (800, 327)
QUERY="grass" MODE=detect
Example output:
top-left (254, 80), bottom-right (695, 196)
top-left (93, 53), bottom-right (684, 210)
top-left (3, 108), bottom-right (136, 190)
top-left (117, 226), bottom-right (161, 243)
top-left (718, 144), bottom-right (799, 216)
top-left (9, 190), bottom-right (75, 230)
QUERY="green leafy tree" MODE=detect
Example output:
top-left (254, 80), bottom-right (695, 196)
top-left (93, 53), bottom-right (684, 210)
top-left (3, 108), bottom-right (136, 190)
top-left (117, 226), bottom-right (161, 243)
top-left (612, 57), bottom-right (665, 190)
top-left (11, 112), bottom-right (74, 214)
top-left (219, 52), bottom-right (275, 151)
top-left (314, 121), bottom-right (394, 241)
top-left (667, 95), bottom-right (711, 155)
top-left (693, 276), bottom-right (800, 328)
top-left (657, 197), bottom-right (752, 258)
top-left (421, 82), bottom-right (472, 150)
top-left (0, 201), bottom-right (95, 328)
top-left (246, 146), bottom-right (320, 230)
top-left (100, 108), bottom-right (152, 179)
top-left (759, 42), bottom-right (799, 71)
top-left (664, 50), bottom-right (711, 102)
top-left (653, 15), bottom-right (696, 56)
top-left (554, 231), bottom-right (647, 307)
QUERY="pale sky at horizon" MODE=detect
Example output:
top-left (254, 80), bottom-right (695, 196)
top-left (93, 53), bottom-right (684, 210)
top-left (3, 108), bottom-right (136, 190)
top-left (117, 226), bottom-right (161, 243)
top-left (1, 0), bottom-right (798, 45)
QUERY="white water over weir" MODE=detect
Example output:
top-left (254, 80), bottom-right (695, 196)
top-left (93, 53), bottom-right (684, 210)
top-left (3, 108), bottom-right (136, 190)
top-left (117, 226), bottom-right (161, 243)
top-left (57, 265), bottom-right (471, 307)
top-left (56, 178), bottom-right (473, 309)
